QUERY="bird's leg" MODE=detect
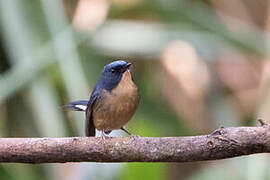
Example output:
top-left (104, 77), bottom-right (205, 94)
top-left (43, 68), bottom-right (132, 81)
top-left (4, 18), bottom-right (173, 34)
top-left (121, 127), bottom-right (140, 139)
top-left (120, 127), bottom-right (140, 140)
top-left (104, 130), bottom-right (112, 135)
top-left (100, 129), bottom-right (110, 144)
top-left (120, 127), bottom-right (132, 135)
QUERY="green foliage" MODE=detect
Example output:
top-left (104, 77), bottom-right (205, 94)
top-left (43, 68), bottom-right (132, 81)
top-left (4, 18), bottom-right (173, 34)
top-left (120, 163), bottom-right (166, 180)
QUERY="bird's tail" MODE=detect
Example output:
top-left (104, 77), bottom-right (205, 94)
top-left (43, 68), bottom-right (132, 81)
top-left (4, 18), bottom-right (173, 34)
top-left (63, 100), bottom-right (88, 112)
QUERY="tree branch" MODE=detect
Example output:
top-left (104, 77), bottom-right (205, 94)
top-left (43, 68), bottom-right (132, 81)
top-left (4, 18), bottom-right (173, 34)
top-left (0, 123), bottom-right (270, 163)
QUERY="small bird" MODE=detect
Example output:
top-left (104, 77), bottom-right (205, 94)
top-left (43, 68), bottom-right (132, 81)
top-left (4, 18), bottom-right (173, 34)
top-left (64, 60), bottom-right (140, 139)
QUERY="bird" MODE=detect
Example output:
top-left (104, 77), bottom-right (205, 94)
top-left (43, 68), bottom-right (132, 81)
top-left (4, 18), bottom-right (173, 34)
top-left (64, 60), bottom-right (140, 139)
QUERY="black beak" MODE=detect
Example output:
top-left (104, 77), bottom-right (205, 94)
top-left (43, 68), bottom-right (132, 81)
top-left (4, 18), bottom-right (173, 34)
top-left (125, 62), bottom-right (132, 69)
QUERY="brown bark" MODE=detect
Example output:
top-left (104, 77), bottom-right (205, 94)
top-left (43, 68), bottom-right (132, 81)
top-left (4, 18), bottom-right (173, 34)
top-left (0, 122), bottom-right (269, 163)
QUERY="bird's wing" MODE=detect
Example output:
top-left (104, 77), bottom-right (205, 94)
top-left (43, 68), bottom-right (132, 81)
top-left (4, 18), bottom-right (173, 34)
top-left (85, 87), bottom-right (99, 136)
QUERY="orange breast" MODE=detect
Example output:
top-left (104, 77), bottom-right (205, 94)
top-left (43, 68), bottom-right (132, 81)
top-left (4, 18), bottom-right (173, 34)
top-left (92, 70), bottom-right (140, 131)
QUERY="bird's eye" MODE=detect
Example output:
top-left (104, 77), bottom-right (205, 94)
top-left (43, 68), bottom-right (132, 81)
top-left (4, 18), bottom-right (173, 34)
top-left (111, 69), bottom-right (115, 73)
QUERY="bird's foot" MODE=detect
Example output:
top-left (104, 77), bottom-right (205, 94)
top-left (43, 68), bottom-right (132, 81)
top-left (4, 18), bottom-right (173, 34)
top-left (99, 130), bottom-right (110, 144)
top-left (130, 134), bottom-right (140, 140)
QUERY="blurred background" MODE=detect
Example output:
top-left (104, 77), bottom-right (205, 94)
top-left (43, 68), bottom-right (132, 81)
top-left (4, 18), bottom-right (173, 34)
top-left (0, 0), bottom-right (270, 179)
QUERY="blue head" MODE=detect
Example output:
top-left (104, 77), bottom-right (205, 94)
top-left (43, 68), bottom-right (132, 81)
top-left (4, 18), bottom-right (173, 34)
top-left (97, 60), bottom-right (132, 91)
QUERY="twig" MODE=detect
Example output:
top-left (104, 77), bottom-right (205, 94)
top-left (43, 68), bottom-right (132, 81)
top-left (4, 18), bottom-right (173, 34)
top-left (0, 124), bottom-right (269, 163)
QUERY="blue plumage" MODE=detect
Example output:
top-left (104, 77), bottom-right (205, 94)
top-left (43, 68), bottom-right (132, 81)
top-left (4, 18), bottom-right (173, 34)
top-left (96, 60), bottom-right (131, 91)
top-left (64, 60), bottom-right (139, 138)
